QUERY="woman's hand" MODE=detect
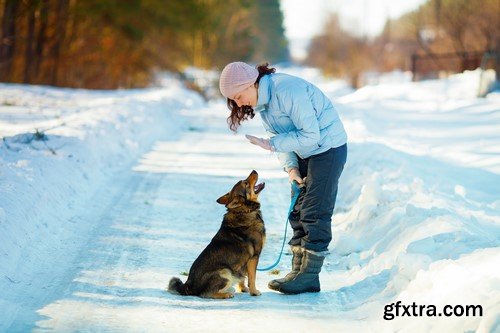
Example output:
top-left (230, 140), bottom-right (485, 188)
top-left (288, 168), bottom-right (305, 187)
top-left (245, 134), bottom-right (273, 151)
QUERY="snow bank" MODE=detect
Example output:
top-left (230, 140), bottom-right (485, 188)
top-left (322, 69), bottom-right (500, 332)
top-left (0, 81), bottom-right (204, 326)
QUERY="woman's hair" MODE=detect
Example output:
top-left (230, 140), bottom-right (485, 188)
top-left (226, 63), bottom-right (276, 132)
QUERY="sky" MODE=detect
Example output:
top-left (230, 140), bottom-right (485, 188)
top-left (280, 0), bottom-right (428, 60)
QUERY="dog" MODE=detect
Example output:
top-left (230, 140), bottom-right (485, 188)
top-left (168, 170), bottom-right (266, 299)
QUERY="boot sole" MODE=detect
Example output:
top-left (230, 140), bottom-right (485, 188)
top-left (278, 287), bottom-right (320, 295)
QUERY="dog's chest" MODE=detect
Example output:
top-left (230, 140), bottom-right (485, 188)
top-left (250, 211), bottom-right (265, 235)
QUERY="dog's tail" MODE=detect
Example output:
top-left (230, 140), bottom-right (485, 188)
top-left (168, 277), bottom-right (188, 296)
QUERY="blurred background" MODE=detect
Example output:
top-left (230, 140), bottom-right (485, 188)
top-left (0, 0), bottom-right (498, 91)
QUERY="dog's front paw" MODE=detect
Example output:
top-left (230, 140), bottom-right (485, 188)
top-left (250, 289), bottom-right (261, 296)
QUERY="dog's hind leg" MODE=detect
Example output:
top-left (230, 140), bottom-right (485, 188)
top-left (200, 269), bottom-right (236, 299)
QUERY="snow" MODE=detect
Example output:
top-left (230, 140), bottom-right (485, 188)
top-left (1, 68), bottom-right (499, 332)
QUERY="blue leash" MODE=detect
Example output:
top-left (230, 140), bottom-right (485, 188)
top-left (257, 181), bottom-right (302, 271)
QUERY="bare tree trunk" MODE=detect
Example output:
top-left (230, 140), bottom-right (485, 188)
top-left (497, 1), bottom-right (500, 82)
top-left (496, 35), bottom-right (500, 82)
top-left (65, 0), bottom-right (77, 48)
top-left (24, 3), bottom-right (36, 83)
top-left (0, 0), bottom-right (20, 80)
top-left (50, 0), bottom-right (69, 85)
top-left (34, 0), bottom-right (49, 81)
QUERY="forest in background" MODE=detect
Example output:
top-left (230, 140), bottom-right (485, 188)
top-left (1, 0), bottom-right (499, 90)
top-left (0, 0), bottom-right (288, 89)
top-left (306, 0), bottom-right (500, 87)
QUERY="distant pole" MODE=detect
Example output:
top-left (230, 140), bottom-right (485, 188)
top-left (411, 54), bottom-right (417, 81)
top-left (363, 0), bottom-right (368, 39)
top-left (496, 36), bottom-right (499, 82)
top-left (385, 5), bottom-right (391, 42)
top-left (434, 0), bottom-right (441, 27)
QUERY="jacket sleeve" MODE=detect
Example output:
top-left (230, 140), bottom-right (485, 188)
top-left (269, 86), bottom-right (320, 152)
top-left (277, 152), bottom-right (299, 172)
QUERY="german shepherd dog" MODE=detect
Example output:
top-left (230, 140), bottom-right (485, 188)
top-left (168, 170), bottom-right (266, 299)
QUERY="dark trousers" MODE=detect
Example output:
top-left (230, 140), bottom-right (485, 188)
top-left (288, 144), bottom-right (347, 252)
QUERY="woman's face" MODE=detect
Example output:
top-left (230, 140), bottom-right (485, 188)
top-left (231, 84), bottom-right (258, 108)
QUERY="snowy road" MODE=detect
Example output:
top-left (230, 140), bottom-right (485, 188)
top-left (1, 70), bottom-right (499, 332)
top-left (27, 107), bottom-right (357, 332)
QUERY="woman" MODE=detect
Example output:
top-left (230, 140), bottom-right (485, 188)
top-left (219, 62), bottom-right (347, 294)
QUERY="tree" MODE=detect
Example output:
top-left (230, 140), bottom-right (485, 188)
top-left (306, 14), bottom-right (373, 87)
top-left (50, 0), bottom-right (70, 85)
top-left (23, 0), bottom-right (37, 83)
top-left (251, 0), bottom-right (289, 64)
top-left (0, 0), bottom-right (20, 80)
top-left (0, 0), bottom-right (289, 88)
top-left (34, 0), bottom-right (49, 78)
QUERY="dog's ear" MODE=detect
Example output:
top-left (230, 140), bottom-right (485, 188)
top-left (217, 193), bottom-right (242, 208)
top-left (216, 193), bottom-right (230, 205)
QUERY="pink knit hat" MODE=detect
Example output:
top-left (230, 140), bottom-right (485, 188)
top-left (219, 62), bottom-right (259, 99)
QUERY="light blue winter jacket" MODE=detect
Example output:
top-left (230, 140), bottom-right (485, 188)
top-left (255, 73), bottom-right (347, 171)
